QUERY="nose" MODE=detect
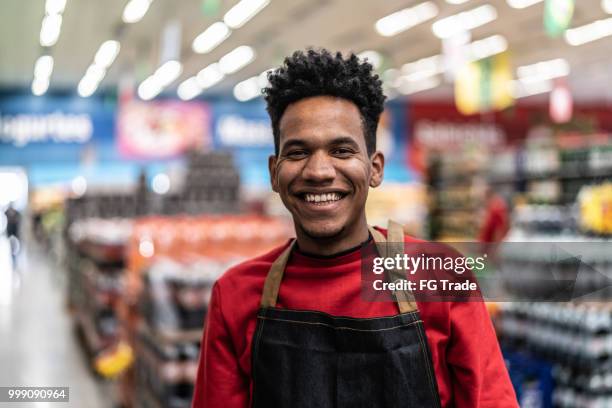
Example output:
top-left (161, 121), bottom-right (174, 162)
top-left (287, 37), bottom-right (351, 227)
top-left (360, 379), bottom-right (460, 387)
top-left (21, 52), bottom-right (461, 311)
top-left (301, 150), bottom-right (336, 183)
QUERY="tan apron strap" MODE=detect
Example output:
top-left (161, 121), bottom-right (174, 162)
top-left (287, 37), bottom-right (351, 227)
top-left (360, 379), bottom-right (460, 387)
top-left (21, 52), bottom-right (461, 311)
top-left (384, 220), bottom-right (419, 314)
top-left (368, 226), bottom-right (388, 257)
top-left (260, 240), bottom-right (296, 308)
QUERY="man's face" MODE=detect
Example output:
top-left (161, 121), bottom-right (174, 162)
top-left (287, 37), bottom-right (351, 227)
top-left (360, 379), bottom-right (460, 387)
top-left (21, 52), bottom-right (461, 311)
top-left (269, 96), bottom-right (384, 240)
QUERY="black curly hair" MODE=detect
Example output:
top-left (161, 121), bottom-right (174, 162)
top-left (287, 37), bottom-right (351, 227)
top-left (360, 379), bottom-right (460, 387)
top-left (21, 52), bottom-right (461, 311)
top-left (263, 48), bottom-right (386, 156)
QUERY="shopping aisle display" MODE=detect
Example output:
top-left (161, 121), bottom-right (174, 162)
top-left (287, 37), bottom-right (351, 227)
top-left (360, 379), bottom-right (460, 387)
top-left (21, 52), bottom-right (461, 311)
top-left (63, 151), bottom-right (241, 222)
top-left (66, 218), bottom-right (134, 378)
top-left (498, 303), bottom-right (612, 407)
top-left (423, 121), bottom-right (612, 406)
top-left (427, 132), bottom-right (612, 241)
top-left (125, 215), bottom-right (291, 408)
top-left (426, 148), bottom-right (489, 240)
top-left (490, 133), bottom-right (612, 206)
top-left (65, 215), bottom-right (291, 406)
top-left (488, 133), bottom-right (612, 407)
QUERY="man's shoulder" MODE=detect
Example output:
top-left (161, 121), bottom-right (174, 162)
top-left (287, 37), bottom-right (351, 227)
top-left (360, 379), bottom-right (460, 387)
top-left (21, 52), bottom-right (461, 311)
top-left (216, 239), bottom-right (293, 286)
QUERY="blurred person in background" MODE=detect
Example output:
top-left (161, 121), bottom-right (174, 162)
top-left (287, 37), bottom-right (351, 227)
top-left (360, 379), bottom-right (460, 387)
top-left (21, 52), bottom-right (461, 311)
top-left (193, 49), bottom-right (518, 408)
top-left (478, 184), bottom-right (510, 243)
top-left (4, 202), bottom-right (21, 269)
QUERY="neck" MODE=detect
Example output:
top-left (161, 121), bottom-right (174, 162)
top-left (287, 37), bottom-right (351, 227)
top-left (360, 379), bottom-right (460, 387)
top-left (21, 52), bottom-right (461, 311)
top-left (294, 216), bottom-right (370, 256)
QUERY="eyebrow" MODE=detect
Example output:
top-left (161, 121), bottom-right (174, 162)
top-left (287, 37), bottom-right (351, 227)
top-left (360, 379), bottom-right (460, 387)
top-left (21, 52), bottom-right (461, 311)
top-left (280, 136), bottom-right (360, 153)
top-left (329, 136), bottom-right (360, 149)
top-left (280, 139), bottom-right (308, 152)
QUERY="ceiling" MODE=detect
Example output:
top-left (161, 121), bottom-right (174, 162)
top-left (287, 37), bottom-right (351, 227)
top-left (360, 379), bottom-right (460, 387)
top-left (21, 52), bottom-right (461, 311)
top-left (2, 0), bottom-right (612, 102)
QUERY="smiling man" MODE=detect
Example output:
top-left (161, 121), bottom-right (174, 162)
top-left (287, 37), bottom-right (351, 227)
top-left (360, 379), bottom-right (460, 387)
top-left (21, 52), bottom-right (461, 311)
top-left (192, 49), bottom-right (518, 408)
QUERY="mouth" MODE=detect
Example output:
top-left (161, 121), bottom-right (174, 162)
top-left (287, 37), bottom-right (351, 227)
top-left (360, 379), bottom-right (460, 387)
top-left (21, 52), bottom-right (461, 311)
top-left (295, 191), bottom-right (349, 207)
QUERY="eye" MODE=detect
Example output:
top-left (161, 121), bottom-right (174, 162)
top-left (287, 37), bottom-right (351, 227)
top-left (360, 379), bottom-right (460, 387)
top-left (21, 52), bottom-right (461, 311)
top-left (285, 150), bottom-right (308, 159)
top-left (331, 147), bottom-right (355, 157)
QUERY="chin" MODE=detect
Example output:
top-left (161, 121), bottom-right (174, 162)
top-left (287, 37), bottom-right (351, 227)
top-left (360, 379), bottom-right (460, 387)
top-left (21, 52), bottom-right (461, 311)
top-left (299, 221), bottom-right (345, 240)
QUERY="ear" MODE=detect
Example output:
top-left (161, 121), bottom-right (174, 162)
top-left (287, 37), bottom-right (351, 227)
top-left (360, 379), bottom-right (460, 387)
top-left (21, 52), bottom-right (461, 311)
top-left (268, 154), bottom-right (279, 192)
top-left (369, 151), bottom-right (385, 188)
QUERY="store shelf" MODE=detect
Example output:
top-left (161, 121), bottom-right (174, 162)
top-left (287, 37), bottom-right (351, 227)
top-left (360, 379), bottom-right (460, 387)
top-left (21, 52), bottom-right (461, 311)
top-left (74, 309), bottom-right (105, 355)
top-left (138, 322), bottom-right (203, 346)
top-left (490, 168), bottom-right (612, 184)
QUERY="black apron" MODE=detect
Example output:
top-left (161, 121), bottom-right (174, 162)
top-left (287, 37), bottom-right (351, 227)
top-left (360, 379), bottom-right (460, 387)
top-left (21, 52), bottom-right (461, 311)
top-left (251, 221), bottom-right (442, 408)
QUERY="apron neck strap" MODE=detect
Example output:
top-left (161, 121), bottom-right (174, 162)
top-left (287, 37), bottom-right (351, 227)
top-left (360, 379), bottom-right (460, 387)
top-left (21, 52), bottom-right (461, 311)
top-left (260, 239), bottom-right (296, 308)
top-left (260, 220), bottom-right (418, 314)
top-left (381, 220), bottom-right (418, 314)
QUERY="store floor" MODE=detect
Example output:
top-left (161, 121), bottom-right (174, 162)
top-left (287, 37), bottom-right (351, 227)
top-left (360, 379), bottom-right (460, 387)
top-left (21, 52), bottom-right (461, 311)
top-left (0, 236), bottom-right (112, 408)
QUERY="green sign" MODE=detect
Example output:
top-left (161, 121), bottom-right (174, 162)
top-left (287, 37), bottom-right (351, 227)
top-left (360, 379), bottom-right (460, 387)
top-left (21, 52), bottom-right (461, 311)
top-left (201, 0), bottom-right (221, 16)
top-left (544, 0), bottom-right (575, 37)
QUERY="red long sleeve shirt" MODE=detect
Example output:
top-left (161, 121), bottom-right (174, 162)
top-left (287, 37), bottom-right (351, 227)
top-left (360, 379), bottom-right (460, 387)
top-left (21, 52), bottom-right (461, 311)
top-left (192, 230), bottom-right (518, 408)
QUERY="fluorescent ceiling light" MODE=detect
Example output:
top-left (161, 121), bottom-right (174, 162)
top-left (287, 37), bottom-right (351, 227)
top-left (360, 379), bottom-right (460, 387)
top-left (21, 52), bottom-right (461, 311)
top-left (78, 76), bottom-right (99, 98)
top-left (517, 58), bottom-right (570, 82)
top-left (512, 79), bottom-right (552, 98)
top-left (177, 77), bottom-right (202, 100)
top-left (432, 4), bottom-right (497, 39)
top-left (402, 55), bottom-right (442, 76)
top-left (32, 77), bottom-right (50, 96)
top-left (192, 22), bottom-right (231, 54)
top-left (383, 68), bottom-right (401, 86)
top-left (395, 57), bottom-right (442, 93)
top-left (258, 69), bottom-right (272, 87)
top-left (85, 64), bottom-right (106, 83)
top-left (219, 45), bottom-right (255, 74)
top-left (138, 76), bottom-right (162, 100)
top-left (357, 50), bottom-right (383, 70)
top-left (40, 13), bottom-right (62, 46)
top-left (196, 63), bottom-right (225, 89)
top-left (77, 63), bottom-right (106, 97)
top-left (397, 36), bottom-right (506, 84)
top-left (77, 40), bottom-right (119, 98)
top-left (34, 55), bottom-right (54, 79)
top-left (446, 0), bottom-right (470, 3)
top-left (375, 2), bottom-right (438, 37)
top-left (224, 0), bottom-right (270, 29)
top-left (123, 0), bottom-right (152, 24)
top-left (45, 0), bottom-right (66, 15)
top-left (233, 76), bottom-right (261, 102)
top-left (397, 76), bottom-right (441, 95)
top-left (604, 0), bottom-right (612, 14)
top-left (154, 60), bottom-right (182, 87)
top-left (506, 0), bottom-right (542, 9)
top-left (565, 17), bottom-right (612, 46)
top-left (233, 69), bottom-right (271, 102)
top-left (467, 34), bottom-right (508, 60)
top-left (94, 40), bottom-right (120, 68)
top-left (135, 60), bottom-right (182, 100)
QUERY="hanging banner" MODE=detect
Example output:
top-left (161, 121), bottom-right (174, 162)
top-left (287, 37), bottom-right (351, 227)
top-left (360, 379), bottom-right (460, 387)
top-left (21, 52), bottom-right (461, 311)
top-left (0, 95), bottom-right (114, 164)
top-left (455, 52), bottom-right (514, 115)
top-left (117, 100), bottom-right (211, 159)
top-left (549, 78), bottom-right (573, 123)
top-left (544, 0), bottom-right (575, 38)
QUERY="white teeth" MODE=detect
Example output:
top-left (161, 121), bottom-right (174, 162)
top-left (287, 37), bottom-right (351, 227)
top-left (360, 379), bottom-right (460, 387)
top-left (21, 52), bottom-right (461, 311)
top-left (304, 193), bottom-right (342, 203)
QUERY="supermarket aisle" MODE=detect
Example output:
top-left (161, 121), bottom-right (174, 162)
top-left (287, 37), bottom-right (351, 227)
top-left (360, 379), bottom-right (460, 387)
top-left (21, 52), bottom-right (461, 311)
top-left (0, 237), bottom-right (111, 407)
